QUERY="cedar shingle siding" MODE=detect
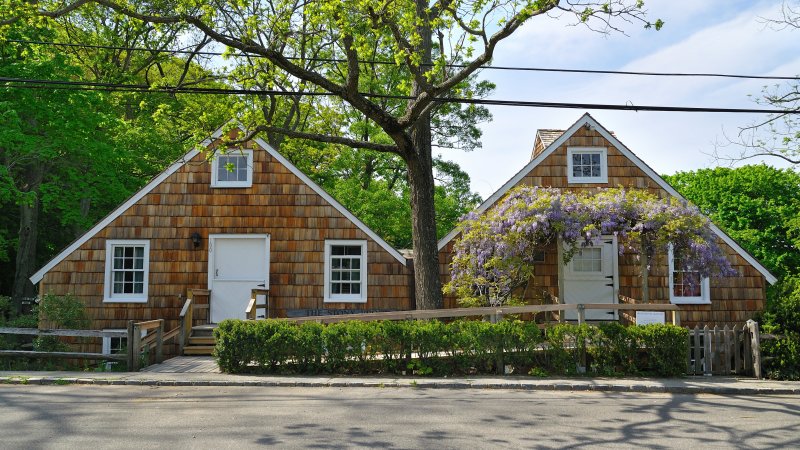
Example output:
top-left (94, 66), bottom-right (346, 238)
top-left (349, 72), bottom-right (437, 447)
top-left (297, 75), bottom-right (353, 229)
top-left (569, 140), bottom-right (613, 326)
top-left (439, 119), bottom-right (769, 327)
top-left (39, 135), bottom-right (412, 343)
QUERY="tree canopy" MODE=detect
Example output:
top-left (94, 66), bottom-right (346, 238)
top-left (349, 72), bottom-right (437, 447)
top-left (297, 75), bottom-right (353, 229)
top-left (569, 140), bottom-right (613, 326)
top-left (1, 0), bottom-right (661, 309)
top-left (664, 165), bottom-right (800, 280)
top-left (446, 187), bottom-right (735, 307)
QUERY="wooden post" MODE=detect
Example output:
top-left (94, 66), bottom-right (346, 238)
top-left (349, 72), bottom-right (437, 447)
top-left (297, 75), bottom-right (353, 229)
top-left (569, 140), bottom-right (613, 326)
top-left (126, 320), bottom-right (135, 371)
top-left (178, 314), bottom-right (185, 355)
top-left (131, 322), bottom-right (142, 372)
top-left (155, 319), bottom-right (164, 364)
top-left (713, 325), bottom-right (721, 375)
top-left (723, 325), bottom-right (731, 375)
top-left (747, 320), bottom-right (762, 379)
top-left (577, 304), bottom-right (585, 325)
top-left (686, 329), bottom-right (692, 375)
top-left (733, 324), bottom-right (741, 374)
top-left (672, 310), bottom-right (680, 326)
top-left (693, 325), bottom-right (701, 375)
top-left (703, 325), bottom-right (711, 376)
top-left (744, 325), bottom-right (753, 376)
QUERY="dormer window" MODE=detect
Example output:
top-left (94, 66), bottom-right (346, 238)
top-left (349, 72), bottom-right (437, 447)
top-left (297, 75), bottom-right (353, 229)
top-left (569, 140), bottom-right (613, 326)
top-left (567, 147), bottom-right (607, 184)
top-left (212, 149), bottom-right (253, 188)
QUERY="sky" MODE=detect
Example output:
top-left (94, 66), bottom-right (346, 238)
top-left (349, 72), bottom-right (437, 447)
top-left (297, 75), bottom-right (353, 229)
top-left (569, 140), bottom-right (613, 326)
top-left (443, 0), bottom-right (800, 199)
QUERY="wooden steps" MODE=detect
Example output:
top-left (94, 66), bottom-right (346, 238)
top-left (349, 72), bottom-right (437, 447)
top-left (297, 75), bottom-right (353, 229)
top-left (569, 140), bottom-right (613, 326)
top-left (182, 324), bottom-right (217, 356)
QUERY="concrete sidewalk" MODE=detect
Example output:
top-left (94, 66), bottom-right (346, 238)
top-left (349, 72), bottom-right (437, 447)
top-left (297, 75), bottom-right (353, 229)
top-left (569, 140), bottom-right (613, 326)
top-left (1, 356), bottom-right (798, 395)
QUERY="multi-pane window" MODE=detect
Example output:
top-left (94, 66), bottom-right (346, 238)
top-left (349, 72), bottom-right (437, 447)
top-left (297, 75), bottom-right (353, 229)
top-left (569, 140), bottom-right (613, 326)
top-left (572, 247), bottom-right (602, 272)
top-left (104, 240), bottom-right (149, 302)
top-left (212, 149), bottom-right (253, 187)
top-left (112, 246), bottom-right (145, 294)
top-left (668, 246), bottom-right (710, 304)
top-left (217, 154), bottom-right (249, 182)
top-left (324, 240), bottom-right (367, 302)
top-left (567, 148), bottom-right (608, 183)
top-left (572, 153), bottom-right (602, 178)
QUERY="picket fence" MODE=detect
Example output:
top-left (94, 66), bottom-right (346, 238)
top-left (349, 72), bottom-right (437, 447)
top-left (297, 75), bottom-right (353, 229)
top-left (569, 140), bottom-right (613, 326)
top-left (686, 320), bottom-right (762, 378)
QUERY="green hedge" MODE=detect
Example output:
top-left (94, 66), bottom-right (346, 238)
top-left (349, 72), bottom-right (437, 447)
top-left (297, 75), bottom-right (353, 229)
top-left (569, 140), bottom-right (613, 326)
top-left (214, 319), bottom-right (688, 377)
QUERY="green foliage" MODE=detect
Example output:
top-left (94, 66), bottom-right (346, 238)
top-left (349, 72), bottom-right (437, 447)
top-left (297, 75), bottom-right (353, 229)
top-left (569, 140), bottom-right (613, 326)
top-left (760, 276), bottom-right (800, 380)
top-left (667, 166), bottom-right (800, 380)
top-left (665, 166), bottom-right (800, 279)
top-left (214, 319), bottom-right (686, 377)
top-left (38, 293), bottom-right (89, 329)
top-left (762, 333), bottom-right (800, 381)
top-left (0, 296), bottom-right (11, 322)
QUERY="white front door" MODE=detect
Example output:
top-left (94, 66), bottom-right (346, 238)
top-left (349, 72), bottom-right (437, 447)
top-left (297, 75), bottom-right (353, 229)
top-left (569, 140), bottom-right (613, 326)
top-left (208, 235), bottom-right (270, 323)
top-left (562, 237), bottom-right (618, 321)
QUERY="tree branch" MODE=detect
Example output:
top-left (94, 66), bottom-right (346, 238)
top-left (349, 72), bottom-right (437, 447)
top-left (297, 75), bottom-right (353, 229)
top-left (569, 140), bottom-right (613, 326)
top-left (224, 124), bottom-right (400, 154)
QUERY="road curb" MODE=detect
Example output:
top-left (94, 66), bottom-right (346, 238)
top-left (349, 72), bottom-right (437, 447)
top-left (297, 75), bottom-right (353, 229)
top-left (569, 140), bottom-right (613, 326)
top-left (2, 375), bottom-right (799, 395)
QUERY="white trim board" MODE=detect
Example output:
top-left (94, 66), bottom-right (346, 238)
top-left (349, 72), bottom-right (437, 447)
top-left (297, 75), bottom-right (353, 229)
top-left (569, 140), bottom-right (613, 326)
top-left (437, 112), bottom-right (777, 285)
top-left (31, 121), bottom-right (406, 285)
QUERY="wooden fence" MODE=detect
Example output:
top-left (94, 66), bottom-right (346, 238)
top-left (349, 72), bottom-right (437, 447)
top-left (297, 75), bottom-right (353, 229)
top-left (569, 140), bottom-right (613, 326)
top-left (686, 319), bottom-right (762, 377)
top-left (278, 302), bottom-right (682, 325)
top-left (0, 319), bottom-right (176, 372)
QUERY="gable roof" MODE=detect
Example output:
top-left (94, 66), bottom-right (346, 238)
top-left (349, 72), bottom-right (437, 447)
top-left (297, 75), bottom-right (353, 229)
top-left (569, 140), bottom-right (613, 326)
top-left (437, 112), bottom-right (778, 285)
top-left (31, 123), bottom-right (406, 284)
top-left (536, 129), bottom-right (565, 150)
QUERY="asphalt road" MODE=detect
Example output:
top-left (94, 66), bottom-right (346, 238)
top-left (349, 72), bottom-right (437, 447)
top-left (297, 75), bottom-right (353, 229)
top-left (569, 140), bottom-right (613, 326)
top-left (1, 385), bottom-right (798, 449)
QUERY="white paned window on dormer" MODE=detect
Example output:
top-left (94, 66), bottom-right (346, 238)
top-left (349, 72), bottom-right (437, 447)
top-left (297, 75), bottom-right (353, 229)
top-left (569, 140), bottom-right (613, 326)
top-left (212, 149), bottom-right (253, 188)
top-left (567, 147), bottom-right (608, 184)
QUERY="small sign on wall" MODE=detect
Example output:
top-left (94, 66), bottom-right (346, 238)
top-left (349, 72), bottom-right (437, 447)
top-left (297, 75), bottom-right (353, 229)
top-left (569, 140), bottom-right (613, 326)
top-left (636, 311), bottom-right (666, 325)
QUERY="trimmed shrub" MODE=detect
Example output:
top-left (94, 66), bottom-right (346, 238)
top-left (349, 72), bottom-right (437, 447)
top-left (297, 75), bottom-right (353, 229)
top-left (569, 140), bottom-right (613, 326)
top-left (214, 319), bottom-right (688, 377)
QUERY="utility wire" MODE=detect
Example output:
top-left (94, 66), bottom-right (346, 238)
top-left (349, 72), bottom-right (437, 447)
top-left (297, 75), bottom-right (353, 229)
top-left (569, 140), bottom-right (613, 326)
top-left (6, 39), bottom-right (800, 81)
top-left (2, 76), bottom-right (799, 114)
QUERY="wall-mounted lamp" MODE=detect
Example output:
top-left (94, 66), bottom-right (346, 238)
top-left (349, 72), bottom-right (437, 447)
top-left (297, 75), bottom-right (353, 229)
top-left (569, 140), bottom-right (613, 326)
top-left (191, 232), bottom-right (202, 249)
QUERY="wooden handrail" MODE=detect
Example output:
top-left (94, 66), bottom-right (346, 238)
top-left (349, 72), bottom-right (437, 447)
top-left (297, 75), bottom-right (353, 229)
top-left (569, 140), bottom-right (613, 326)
top-left (179, 298), bottom-right (192, 318)
top-left (0, 328), bottom-right (126, 338)
top-left (245, 297), bottom-right (257, 320)
top-left (178, 297), bottom-right (193, 355)
top-left (0, 350), bottom-right (127, 361)
top-left (136, 319), bottom-right (164, 331)
top-left (246, 289), bottom-right (270, 320)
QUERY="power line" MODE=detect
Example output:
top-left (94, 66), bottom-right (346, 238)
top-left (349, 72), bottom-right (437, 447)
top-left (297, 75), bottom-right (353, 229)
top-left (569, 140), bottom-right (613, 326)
top-left (2, 76), bottom-right (799, 114)
top-left (6, 39), bottom-right (800, 81)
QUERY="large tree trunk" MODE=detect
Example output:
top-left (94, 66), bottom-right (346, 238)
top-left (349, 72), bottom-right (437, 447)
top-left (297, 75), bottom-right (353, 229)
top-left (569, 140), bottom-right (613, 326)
top-left (406, 144), bottom-right (443, 310)
top-left (12, 191), bottom-right (40, 313)
top-left (404, 0), bottom-right (443, 310)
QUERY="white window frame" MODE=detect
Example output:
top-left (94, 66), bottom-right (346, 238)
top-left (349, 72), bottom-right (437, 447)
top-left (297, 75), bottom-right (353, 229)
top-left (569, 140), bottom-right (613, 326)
top-left (668, 245), bottom-right (710, 305)
top-left (102, 329), bottom-right (145, 369)
top-left (567, 147), bottom-right (608, 184)
top-left (324, 240), bottom-right (368, 303)
top-left (102, 329), bottom-right (127, 356)
top-left (211, 149), bottom-right (253, 188)
top-left (104, 239), bottom-right (150, 303)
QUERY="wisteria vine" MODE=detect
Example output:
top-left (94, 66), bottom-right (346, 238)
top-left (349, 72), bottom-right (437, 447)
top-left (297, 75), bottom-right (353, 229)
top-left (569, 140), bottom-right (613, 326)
top-left (445, 186), bottom-right (737, 307)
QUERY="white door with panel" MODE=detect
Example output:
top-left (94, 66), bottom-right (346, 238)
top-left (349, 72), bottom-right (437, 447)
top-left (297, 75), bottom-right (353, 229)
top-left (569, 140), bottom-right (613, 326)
top-left (562, 237), bottom-right (618, 321)
top-left (209, 235), bottom-right (269, 323)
